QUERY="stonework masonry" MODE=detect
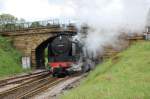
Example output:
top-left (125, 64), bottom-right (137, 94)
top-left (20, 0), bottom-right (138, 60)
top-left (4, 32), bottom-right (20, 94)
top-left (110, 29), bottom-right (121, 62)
top-left (0, 26), bottom-right (145, 69)
top-left (1, 26), bottom-right (77, 68)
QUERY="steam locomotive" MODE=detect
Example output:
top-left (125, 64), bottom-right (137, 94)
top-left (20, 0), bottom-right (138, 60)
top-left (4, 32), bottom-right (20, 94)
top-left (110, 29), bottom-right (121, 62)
top-left (48, 24), bottom-right (95, 77)
top-left (47, 33), bottom-right (81, 77)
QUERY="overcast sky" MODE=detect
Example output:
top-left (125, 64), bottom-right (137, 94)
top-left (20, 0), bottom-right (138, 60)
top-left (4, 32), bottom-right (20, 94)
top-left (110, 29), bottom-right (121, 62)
top-left (0, 0), bottom-right (75, 21)
top-left (0, 0), bottom-right (150, 22)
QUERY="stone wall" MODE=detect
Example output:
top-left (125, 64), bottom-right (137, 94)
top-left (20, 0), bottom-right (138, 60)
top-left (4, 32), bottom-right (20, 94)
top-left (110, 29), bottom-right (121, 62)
top-left (1, 26), bottom-right (77, 68)
top-left (12, 33), bottom-right (55, 68)
top-left (102, 34), bottom-right (145, 61)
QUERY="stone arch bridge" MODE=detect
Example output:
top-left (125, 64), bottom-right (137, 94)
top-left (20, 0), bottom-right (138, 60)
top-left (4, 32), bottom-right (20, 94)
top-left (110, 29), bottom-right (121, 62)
top-left (0, 19), bottom-right (148, 69)
top-left (0, 20), bottom-right (77, 69)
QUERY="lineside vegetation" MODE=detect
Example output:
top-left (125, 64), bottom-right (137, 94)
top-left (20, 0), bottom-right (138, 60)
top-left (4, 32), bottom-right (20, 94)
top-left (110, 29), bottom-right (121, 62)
top-left (62, 41), bottom-right (150, 99)
top-left (0, 36), bottom-right (29, 78)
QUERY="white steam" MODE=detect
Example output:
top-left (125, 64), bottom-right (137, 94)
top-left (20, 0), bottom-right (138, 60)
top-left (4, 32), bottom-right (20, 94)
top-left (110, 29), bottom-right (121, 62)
top-left (2, 0), bottom-right (150, 57)
top-left (72, 0), bottom-right (150, 31)
top-left (69, 0), bottom-right (150, 57)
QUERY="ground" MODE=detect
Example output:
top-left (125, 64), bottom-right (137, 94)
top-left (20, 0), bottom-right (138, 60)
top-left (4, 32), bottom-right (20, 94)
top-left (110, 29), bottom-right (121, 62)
top-left (61, 41), bottom-right (150, 99)
top-left (31, 74), bottom-right (87, 99)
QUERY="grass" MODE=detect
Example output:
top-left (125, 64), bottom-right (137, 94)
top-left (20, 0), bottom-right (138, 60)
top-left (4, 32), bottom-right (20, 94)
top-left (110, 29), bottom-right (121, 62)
top-left (61, 41), bottom-right (150, 99)
top-left (0, 36), bottom-right (29, 78)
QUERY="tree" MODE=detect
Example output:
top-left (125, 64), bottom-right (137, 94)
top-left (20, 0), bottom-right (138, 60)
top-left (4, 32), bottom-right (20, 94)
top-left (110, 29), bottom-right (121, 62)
top-left (30, 21), bottom-right (41, 28)
top-left (0, 14), bottom-right (26, 31)
top-left (0, 14), bottom-right (18, 24)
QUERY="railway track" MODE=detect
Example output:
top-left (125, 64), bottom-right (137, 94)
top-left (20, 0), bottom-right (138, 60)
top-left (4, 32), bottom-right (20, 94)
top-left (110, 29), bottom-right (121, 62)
top-left (0, 73), bottom-right (82, 99)
top-left (0, 70), bottom-right (49, 87)
top-left (18, 77), bottom-right (68, 99)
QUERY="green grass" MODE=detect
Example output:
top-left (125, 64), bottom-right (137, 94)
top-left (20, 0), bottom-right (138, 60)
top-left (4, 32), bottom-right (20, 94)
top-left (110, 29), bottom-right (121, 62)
top-left (0, 36), bottom-right (28, 78)
top-left (61, 41), bottom-right (150, 99)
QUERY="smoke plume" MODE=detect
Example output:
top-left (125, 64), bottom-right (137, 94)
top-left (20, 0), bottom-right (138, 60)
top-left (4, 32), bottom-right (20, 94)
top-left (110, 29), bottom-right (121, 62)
top-left (68, 0), bottom-right (150, 57)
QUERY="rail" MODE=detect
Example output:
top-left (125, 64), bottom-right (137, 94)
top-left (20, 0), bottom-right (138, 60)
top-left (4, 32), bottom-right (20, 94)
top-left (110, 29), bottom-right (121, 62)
top-left (0, 70), bottom-right (49, 87)
top-left (0, 72), bottom-right (83, 99)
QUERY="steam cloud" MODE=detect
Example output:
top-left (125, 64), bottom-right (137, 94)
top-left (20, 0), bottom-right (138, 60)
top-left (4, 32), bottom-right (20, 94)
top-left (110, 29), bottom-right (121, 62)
top-left (2, 0), bottom-right (150, 58)
top-left (68, 0), bottom-right (150, 57)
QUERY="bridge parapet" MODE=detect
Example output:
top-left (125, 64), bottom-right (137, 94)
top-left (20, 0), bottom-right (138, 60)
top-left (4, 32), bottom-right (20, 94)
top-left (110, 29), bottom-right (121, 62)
top-left (1, 26), bottom-right (77, 36)
top-left (0, 19), bottom-right (78, 69)
top-left (0, 19), bottom-right (76, 33)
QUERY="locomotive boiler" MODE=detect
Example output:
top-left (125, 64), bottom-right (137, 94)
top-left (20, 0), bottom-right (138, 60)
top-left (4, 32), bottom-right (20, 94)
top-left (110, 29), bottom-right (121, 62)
top-left (48, 34), bottom-right (83, 77)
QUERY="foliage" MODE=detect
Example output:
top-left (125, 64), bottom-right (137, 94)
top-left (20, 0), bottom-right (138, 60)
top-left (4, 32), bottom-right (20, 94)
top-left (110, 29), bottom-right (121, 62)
top-left (61, 41), bottom-right (150, 99)
top-left (0, 36), bottom-right (27, 78)
top-left (30, 21), bottom-right (41, 28)
top-left (0, 14), bottom-right (18, 24)
top-left (0, 14), bottom-right (26, 31)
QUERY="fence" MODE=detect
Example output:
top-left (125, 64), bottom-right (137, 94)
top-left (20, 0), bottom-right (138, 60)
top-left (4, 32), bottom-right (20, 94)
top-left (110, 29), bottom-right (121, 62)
top-left (0, 19), bottom-right (76, 32)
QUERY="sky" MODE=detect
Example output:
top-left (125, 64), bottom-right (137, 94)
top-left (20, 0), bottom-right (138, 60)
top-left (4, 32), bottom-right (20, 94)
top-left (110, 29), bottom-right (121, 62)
top-left (0, 0), bottom-right (150, 57)
top-left (0, 0), bottom-right (75, 21)
top-left (0, 0), bottom-right (150, 23)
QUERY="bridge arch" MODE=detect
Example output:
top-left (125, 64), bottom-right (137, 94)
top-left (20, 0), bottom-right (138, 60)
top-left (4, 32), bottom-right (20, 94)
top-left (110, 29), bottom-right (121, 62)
top-left (1, 23), bottom-right (78, 69)
top-left (35, 36), bottom-right (56, 69)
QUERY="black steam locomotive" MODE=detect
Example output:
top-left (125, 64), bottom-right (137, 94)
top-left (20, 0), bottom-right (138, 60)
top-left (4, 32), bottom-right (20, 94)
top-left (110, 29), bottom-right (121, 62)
top-left (47, 25), bottom-right (96, 77)
top-left (48, 34), bottom-right (83, 77)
